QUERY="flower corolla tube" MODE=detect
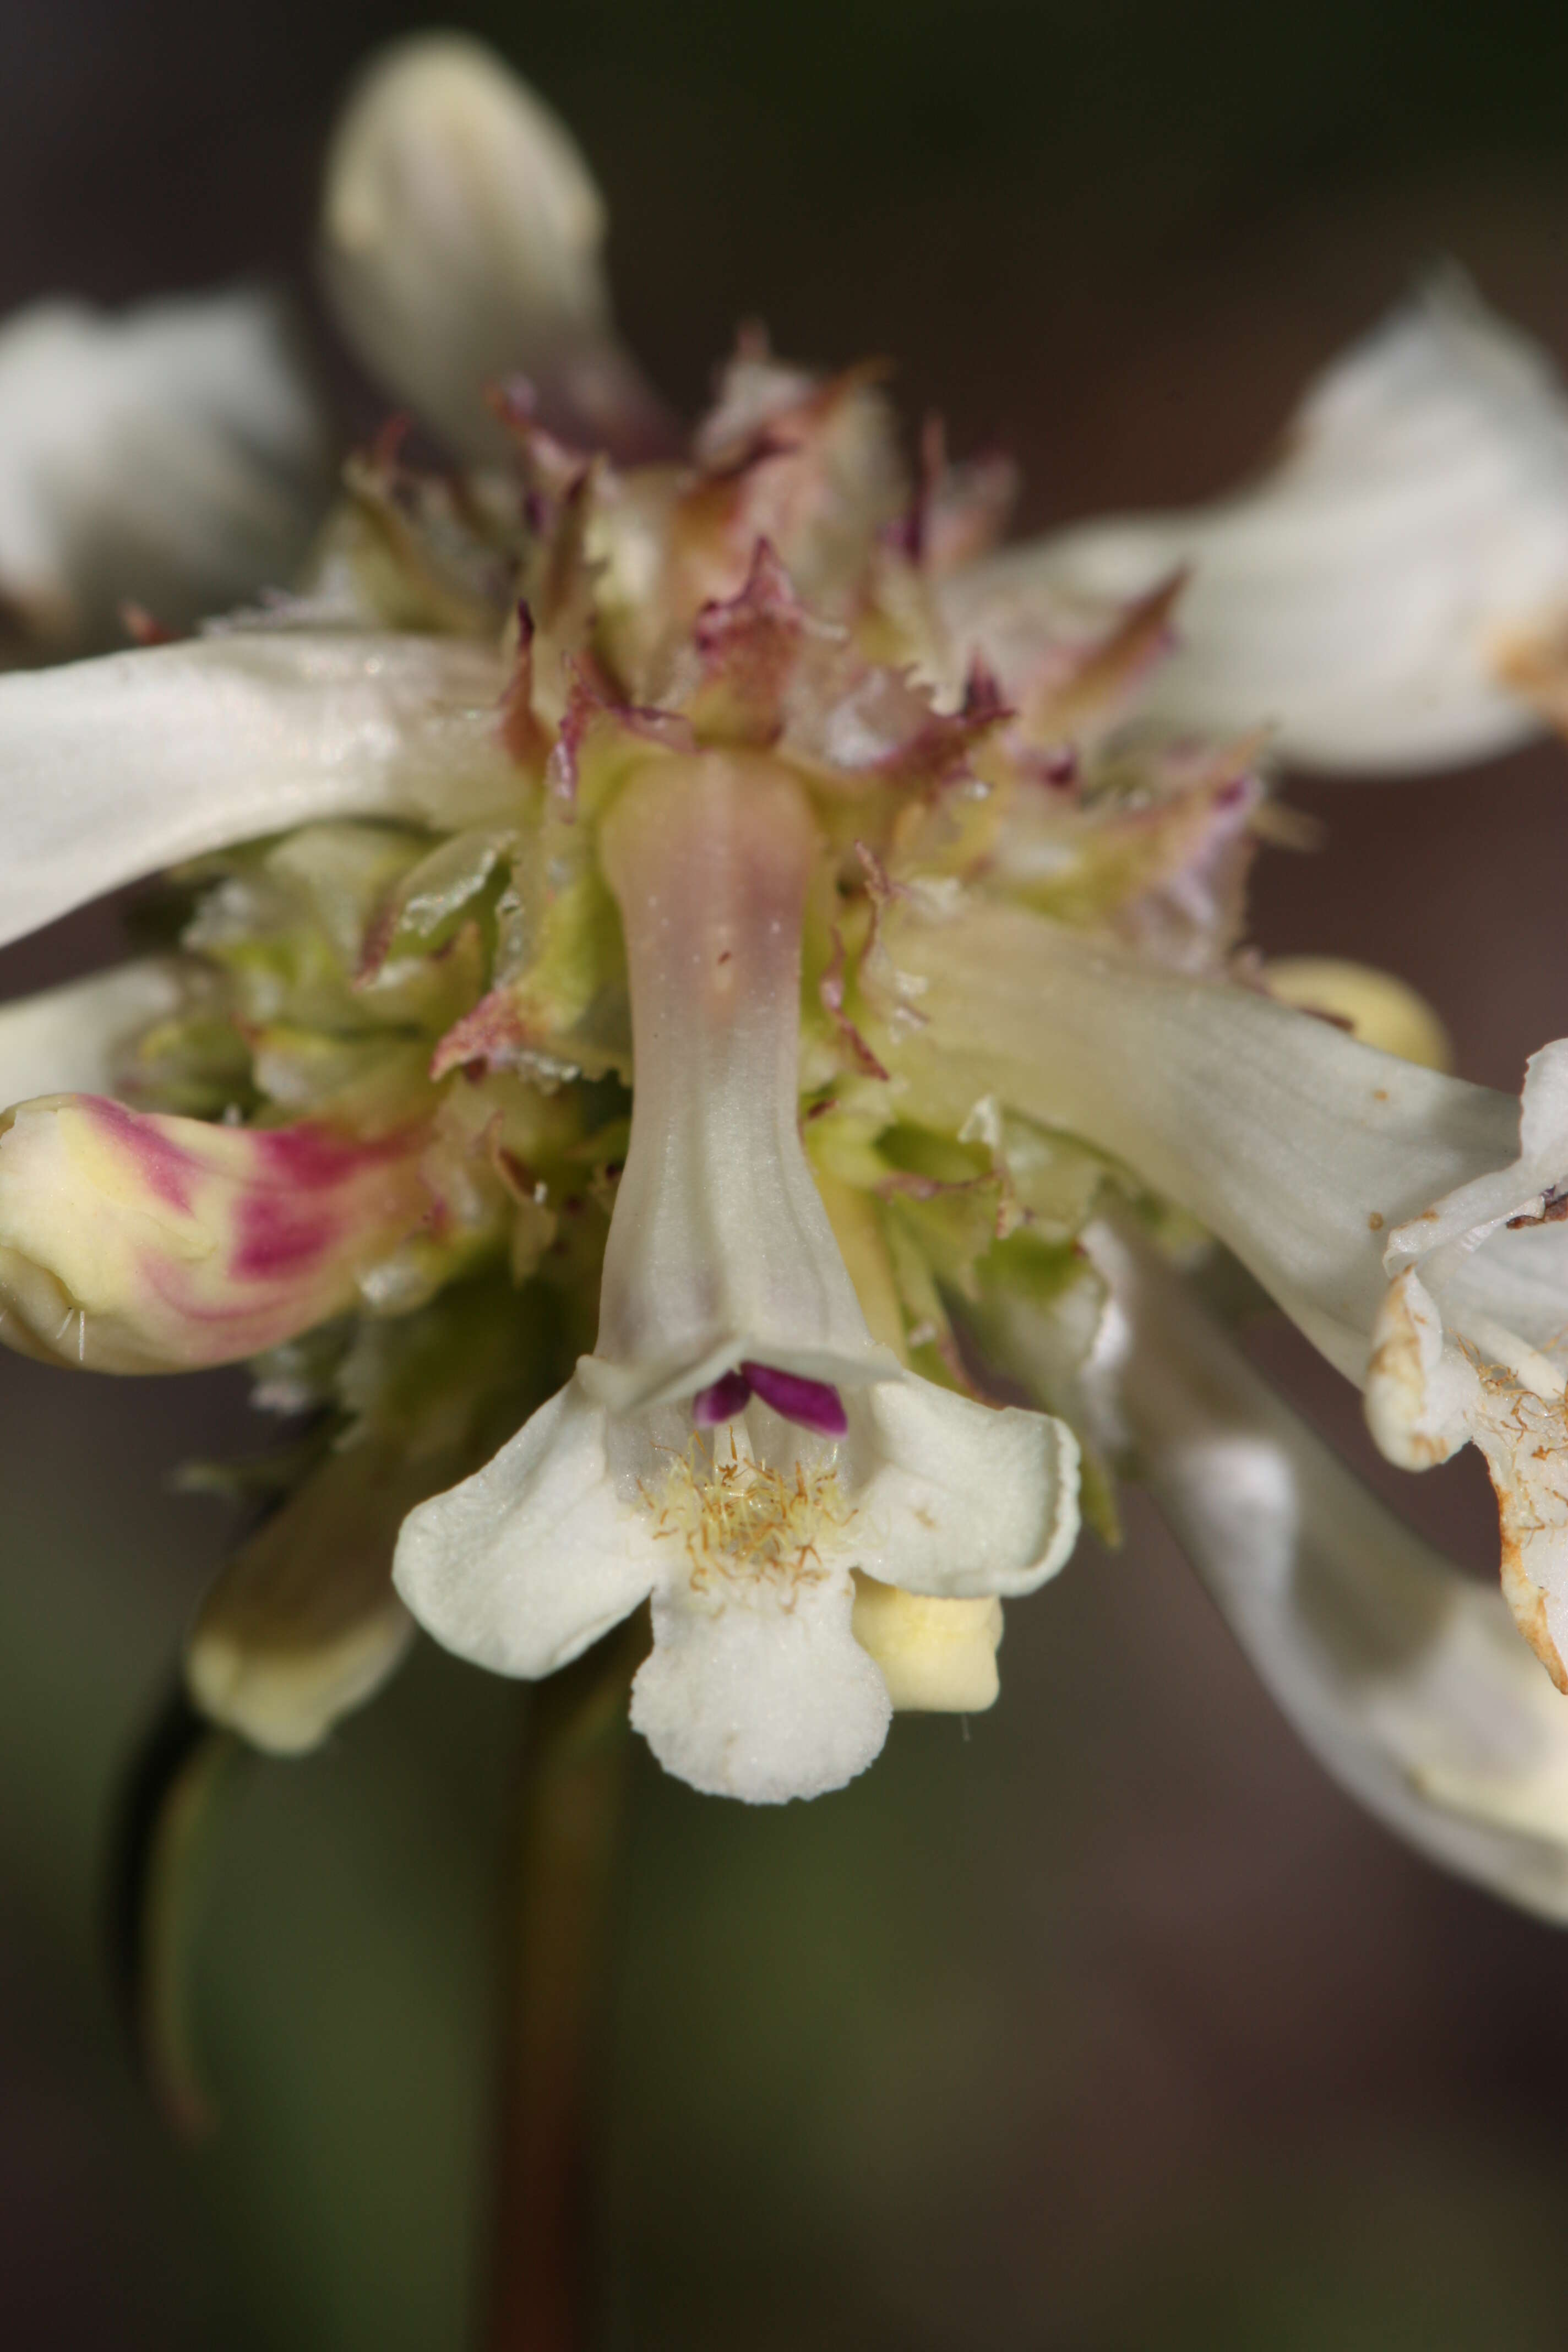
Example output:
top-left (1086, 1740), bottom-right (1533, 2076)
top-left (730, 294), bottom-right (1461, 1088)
top-left (6, 35), bottom-right (1568, 1850)
top-left (393, 755), bottom-right (1076, 1801)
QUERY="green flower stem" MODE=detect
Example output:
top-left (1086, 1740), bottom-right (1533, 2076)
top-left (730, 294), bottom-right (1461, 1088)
top-left (485, 1619), bottom-right (643, 2352)
top-left (109, 1691), bottom-right (243, 2145)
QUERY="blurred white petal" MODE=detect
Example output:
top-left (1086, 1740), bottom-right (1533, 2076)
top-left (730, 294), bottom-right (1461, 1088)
top-left (0, 959), bottom-right (186, 1103)
top-left (0, 288), bottom-right (333, 656)
top-left (944, 275), bottom-right (1568, 771)
top-left (186, 1436), bottom-right (416, 1756)
top-left (0, 630), bottom-right (511, 949)
top-left (320, 32), bottom-right (670, 461)
top-left (190, 1281), bottom-right (551, 1752)
top-left (1060, 1216), bottom-right (1568, 1921)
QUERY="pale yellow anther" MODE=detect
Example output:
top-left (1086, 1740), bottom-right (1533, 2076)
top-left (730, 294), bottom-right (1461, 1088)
top-left (1264, 956), bottom-right (1452, 1072)
top-left (851, 1574), bottom-right (1003, 1712)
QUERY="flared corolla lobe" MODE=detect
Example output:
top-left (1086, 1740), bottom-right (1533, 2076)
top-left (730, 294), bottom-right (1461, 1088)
top-left (0, 1096), bottom-right (430, 1371)
top-left (395, 756), bottom-right (1079, 1801)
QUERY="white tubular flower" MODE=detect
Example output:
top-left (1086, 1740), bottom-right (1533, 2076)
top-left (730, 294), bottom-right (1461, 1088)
top-left (0, 630), bottom-right (512, 949)
top-left (943, 273), bottom-right (1568, 771)
top-left (320, 33), bottom-right (671, 462)
top-left (0, 288), bottom-right (331, 656)
top-left (395, 757), bottom-right (1079, 1803)
top-left (994, 1214), bottom-right (1568, 1920)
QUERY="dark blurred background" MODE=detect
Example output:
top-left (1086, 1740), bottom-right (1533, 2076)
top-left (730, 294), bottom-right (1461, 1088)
top-left (5, 3), bottom-right (1568, 2345)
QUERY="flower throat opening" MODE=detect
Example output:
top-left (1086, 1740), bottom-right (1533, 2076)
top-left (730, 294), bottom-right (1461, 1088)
top-left (645, 1429), bottom-right (854, 1589)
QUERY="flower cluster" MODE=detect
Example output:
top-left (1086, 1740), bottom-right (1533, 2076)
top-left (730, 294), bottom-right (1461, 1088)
top-left (7, 38), bottom-right (1568, 1871)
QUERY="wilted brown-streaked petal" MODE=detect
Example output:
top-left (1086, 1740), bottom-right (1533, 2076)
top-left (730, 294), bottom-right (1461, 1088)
top-left (1365, 1042), bottom-right (1568, 1686)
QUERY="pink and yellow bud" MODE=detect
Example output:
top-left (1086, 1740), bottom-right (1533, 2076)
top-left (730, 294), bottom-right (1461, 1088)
top-left (0, 1095), bottom-right (432, 1372)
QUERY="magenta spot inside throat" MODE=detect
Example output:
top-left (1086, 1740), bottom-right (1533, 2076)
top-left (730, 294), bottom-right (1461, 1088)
top-left (690, 1360), bottom-right (848, 1438)
top-left (691, 1368), bottom-right (753, 1428)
